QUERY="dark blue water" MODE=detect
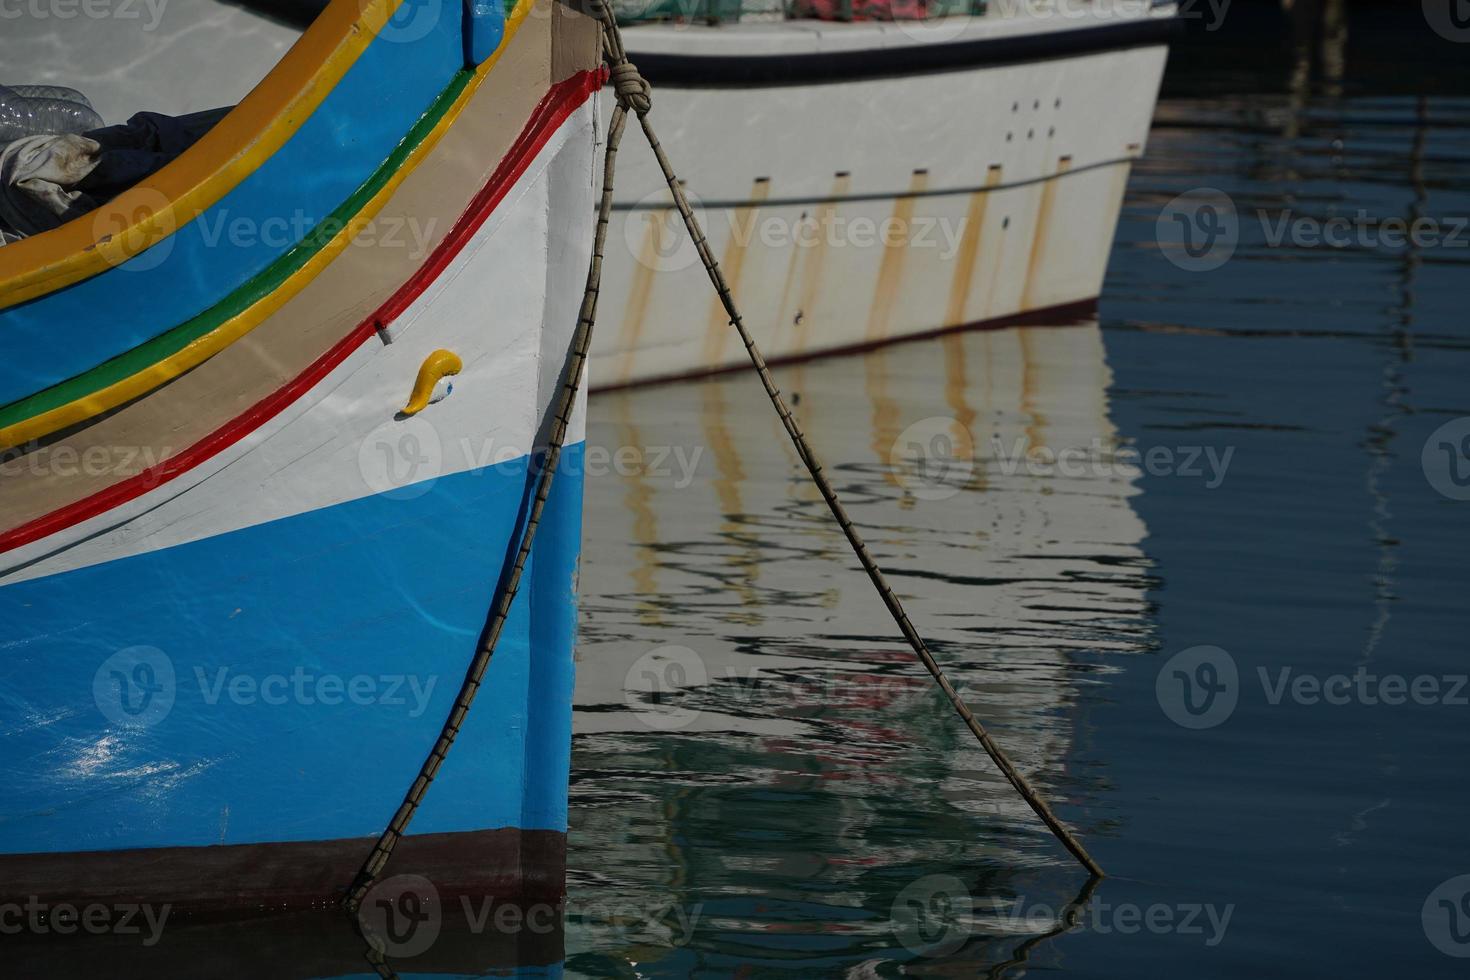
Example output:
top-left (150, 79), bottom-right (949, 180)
top-left (568, 4), bottom-right (1470, 976)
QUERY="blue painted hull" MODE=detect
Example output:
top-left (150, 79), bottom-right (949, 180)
top-left (0, 446), bottom-right (582, 889)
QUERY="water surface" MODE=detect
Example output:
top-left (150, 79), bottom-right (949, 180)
top-left (568, 5), bottom-right (1470, 975)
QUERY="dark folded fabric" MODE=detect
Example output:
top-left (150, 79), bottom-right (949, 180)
top-left (77, 106), bottom-right (233, 201)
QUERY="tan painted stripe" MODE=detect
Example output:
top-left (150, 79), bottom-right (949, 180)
top-left (944, 164), bottom-right (1003, 328)
top-left (771, 219), bottom-right (809, 356)
top-left (701, 178), bottom-right (771, 370)
top-left (864, 170), bottom-right (928, 344)
top-left (616, 208), bottom-right (666, 386)
top-left (1021, 155), bottom-right (1072, 312)
top-left (787, 172), bottom-right (851, 354)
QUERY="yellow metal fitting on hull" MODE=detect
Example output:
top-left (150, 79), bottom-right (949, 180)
top-left (401, 349), bottom-right (463, 416)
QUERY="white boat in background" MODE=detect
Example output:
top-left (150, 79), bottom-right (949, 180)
top-left (592, 1), bottom-right (1177, 388)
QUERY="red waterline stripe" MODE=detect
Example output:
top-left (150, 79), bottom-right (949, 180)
top-left (0, 68), bottom-right (604, 558)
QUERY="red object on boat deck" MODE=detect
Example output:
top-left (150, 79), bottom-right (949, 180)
top-left (790, 0), bottom-right (931, 21)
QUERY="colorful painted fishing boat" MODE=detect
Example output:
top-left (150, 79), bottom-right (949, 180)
top-left (591, 0), bottom-right (1177, 387)
top-left (0, 0), bottom-right (602, 922)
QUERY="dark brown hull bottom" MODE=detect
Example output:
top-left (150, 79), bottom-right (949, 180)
top-left (1, 827), bottom-right (564, 913)
top-left (2, 827), bottom-right (566, 975)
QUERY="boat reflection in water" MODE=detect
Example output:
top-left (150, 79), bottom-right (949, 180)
top-left (570, 319), bottom-right (1156, 972)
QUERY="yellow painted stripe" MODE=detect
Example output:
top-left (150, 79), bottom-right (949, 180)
top-left (0, 1), bottom-right (536, 451)
top-left (0, 0), bottom-right (408, 310)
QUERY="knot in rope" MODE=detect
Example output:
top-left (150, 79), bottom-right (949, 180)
top-left (592, 0), bottom-right (651, 114)
top-left (607, 60), bottom-right (652, 115)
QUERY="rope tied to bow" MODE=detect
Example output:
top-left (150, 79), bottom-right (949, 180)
top-left (348, 2), bottom-right (1102, 961)
top-left (599, 0), bottom-right (651, 114)
top-left (607, 60), bottom-right (651, 114)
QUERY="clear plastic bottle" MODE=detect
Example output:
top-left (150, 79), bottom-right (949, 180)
top-left (0, 84), bottom-right (104, 143)
top-left (7, 85), bottom-right (96, 108)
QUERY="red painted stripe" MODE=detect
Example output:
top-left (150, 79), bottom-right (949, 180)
top-left (0, 68), bottom-right (604, 558)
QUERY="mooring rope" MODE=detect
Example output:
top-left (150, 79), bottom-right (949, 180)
top-left (588, 2), bottom-right (1104, 878)
top-left (346, 0), bottom-right (1098, 941)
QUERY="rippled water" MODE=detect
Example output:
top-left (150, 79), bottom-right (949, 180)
top-left (568, 6), bottom-right (1470, 977)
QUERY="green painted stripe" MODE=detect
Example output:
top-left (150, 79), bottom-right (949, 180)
top-left (0, 69), bottom-right (475, 432)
